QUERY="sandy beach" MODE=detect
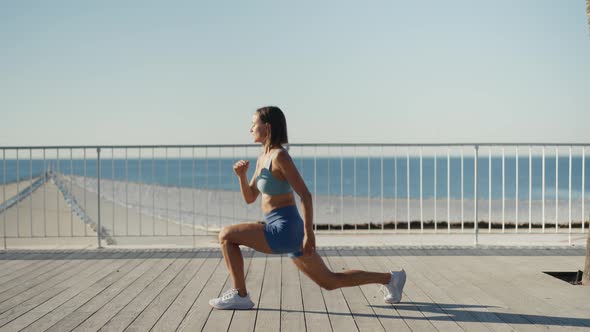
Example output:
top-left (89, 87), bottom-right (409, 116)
top-left (0, 177), bottom-right (97, 248)
top-left (68, 175), bottom-right (590, 224)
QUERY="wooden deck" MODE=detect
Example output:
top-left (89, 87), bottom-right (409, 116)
top-left (0, 247), bottom-right (589, 332)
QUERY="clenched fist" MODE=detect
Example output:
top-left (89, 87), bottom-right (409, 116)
top-left (233, 160), bottom-right (250, 177)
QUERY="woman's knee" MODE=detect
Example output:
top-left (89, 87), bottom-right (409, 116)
top-left (316, 272), bottom-right (341, 291)
top-left (218, 226), bottom-right (233, 244)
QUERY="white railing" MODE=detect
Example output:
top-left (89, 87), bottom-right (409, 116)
top-left (1, 144), bottom-right (588, 248)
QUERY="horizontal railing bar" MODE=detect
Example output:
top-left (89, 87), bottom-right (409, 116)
top-left (3, 230), bottom-right (589, 239)
top-left (1, 143), bottom-right (590, 150)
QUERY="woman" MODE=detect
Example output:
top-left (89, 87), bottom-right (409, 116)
top-left (209, 106), bottom-right (406, 310)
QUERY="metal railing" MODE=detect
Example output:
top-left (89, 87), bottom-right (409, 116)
top-left (1, 144), bottom-right (588, 248)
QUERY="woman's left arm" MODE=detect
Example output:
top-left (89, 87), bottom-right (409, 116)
top-left (274, 150), bottom-right (315, 255)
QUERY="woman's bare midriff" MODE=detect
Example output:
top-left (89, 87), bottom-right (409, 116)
top-left (261, 192), bottom-right (296, 215)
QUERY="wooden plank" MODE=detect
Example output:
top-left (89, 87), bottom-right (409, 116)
top-left (414, 252), bottom-right (511, 331)
top-left (0, 247), bottom-right (585, 332)
top-left (0, 254), bottom-right (66, 286)
top-left (17, 251), bottom-right (142, 332)
top-left (70, 252), bottom-right (181, 331)
top-left (252, 254), bottom-right (281, 332)
top-left (297, 253), bottom-right (332, 332)
top-left (325, 251), bottom-right (384, 332)
top-left (432, 253), bottom-right (566, 332)
top-left (395, 250), bottom-right (519, 332)
top-left (396, 249), bottom-right (498, 332)
top-left (125, 251), bottom-right (216, 332)
top-left (227, 251), bottom-right (267, 332)
top-left (0, 250), bottom-right (104, 315)
top-left (0, 251), bottom-right (79, 294)
top-left (338, 249), bottom-right (412, 332)
top-left (43, 251), bottom-right (157, 332)
top-left (318, 249), bottom-right (358, 332)
top-left (447, 254), bottom-right (590, 331)
top-left (355, 248), bottom-right (441, 332)
top-left (280, 255), bottom-right (306, 332)
top-left (508, 256), bottom-right (590, 330)
top-left (0, 251), bottom-right (129, 331)
top-left (175, 251), bottom-right (229, 332)
top-left (201, 250), bottom-right (256, 332)
top-left (440, 261), bottom-right (519, 332)
top-left (429, 248), bottom-right (590, 326)
top-left (388, 248), bottom-right (547, 332)
top-left (97, 251), bottom-right (196, 332)
top-left (0, 252), bottom-right (74, 280)
top-left (148, 250), bottom-right (218, 331)
top-left (0, 251), bottom-right (108, 327)
top-left (486, 255), bottom-right (590, 321)
top-left (433, 253), bottom-right (555, 331)
top-left (0, 252), bottom-right (86, 304)
top-left (0, 251), bottom-right (23, 268)
top-left (0, 253), bottom-right (25, 272)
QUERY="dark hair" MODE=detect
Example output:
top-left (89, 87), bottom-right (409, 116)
top-left (256, 106), bottom-right (288, 147)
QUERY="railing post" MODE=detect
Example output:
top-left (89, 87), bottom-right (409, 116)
top-left (69, 148), bottom-right (73, 236)
top-left (583, 147), bottom-right (586, 233)
top-left (488, 148), bottom-right (492, 232)
top-left (367, 148), bottom-right (370, 231)
top-left (139, 148), bottom-right (142, 236)
top-left (30, 149), bottom-right (33, 236)
top-left (97, 147), bottom-right (102, 249)
top-left (419, 147), bottom-right (423, 232)
top-left (502, 148), bottom-right (506, 232)
top-left (474, 144), bottom-right (479, 247)
top-left (514, 146), bottom-right (519, 233)
top-left (180, 147), bottom-right (186, 233)
top-left (381, 146), bottom-right (384, 231)
top-left (341, 146), bottom-right (344, 231)
top-left (542, 146), bottom-right (545, 232)
top-left (394, 149), bottom-right (398, 231)
top-left (556, 147), bottom-right (559, 232)
top-left (217, 147), bottom-right (221, 231)
top-left (461, 148), bottom-right (464, 232)
top-left (152, 147), bottom-right (155, 236)
top-left (529, 145), bottom-right (533, 233)
top-left (447, 147), bottom-right (450, 233)
top-left (43, 148), bottom-right (47, 237)
top-left (568, 146), bottom-right (572, 245)
top-left (83, 149), bottom-right (86, 237)
top-left (406, 147), bottom-right (410, 231)
top-left (125, 148), bottom-right (129, 236)
top-left (434, 150), bottom-right (437, 232)
top-left (192, 147), bottom-right (196, 246)
top-left (16, 149), bottom-right (19, 237)
top-left (112, 149), bottom-right (115, 235)
top-left (315, 146), bottom-right (318, 232)
top-left (2, 149), bottom-right (6, 250)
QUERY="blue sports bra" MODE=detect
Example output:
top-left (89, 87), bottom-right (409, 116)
top-left (256, 149), bottom-right (293, 196)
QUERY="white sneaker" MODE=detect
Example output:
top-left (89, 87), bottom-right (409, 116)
top-left (379, 269), bottom-right (406, 304)
top-left (209, 288), bottom-right (255, 310)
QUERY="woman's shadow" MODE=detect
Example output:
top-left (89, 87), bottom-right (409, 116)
top-left (256, 301), bottom-right (590, 328)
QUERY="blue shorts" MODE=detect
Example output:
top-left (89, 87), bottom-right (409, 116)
top-left (260, 205), bottom-right (304, 259)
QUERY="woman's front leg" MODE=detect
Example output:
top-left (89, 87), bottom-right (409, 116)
top-left (218, 222), bottom-right (274, 296)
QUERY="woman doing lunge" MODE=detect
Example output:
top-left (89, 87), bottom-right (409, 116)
top-left (209, 106), bottom-right (406, 310)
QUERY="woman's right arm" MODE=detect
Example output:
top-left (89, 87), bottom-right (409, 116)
top-left (234, 158), bottom-right (260, 204)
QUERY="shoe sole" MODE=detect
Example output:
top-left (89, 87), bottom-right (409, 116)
top-left (210, 302), bottom-right (255, 310)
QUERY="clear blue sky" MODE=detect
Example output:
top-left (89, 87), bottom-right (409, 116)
top-left (1, 0), bottom-right (589, 146)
